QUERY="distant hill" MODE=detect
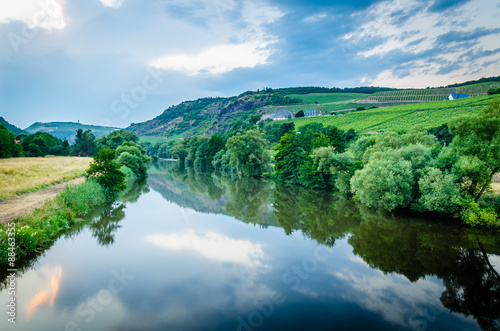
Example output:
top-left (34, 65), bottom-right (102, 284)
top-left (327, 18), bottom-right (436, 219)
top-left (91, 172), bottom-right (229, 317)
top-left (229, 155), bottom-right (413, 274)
top-left (0, 117), bottom-right (26, 135)
top-left (24, 122), bottom-right (120, 143)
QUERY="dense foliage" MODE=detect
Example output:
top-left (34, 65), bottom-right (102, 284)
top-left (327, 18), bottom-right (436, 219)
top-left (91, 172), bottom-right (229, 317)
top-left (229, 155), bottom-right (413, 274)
top-left (86, 148), bottom-right (126, 193)
top-left (0, 124), bottom-right (23, 158)
top-left (20, 131), bottom-right (70, 157)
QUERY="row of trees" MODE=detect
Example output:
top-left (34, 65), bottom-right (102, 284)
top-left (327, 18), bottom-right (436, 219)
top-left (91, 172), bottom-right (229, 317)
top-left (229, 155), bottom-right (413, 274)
top-left (0, 126), bottom-right (143, 159)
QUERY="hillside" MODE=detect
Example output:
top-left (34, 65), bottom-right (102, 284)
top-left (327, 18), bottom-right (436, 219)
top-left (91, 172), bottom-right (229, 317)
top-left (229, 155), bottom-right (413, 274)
top-left (0, 117), bottom-right (25, 135)
top-left (359, 81), bottom-right (500, 103)
top-left (127, 87), bottom-right (384, 139)
top-left (24, 122), bottom-right (120, 143)
top-left (127, 77), bottom-right (500, 140)
top-left (291, 95), bottom-right (494, 133)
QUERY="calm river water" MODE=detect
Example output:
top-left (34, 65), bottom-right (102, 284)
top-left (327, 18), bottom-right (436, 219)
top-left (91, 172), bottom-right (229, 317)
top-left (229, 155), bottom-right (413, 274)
top-left (1, 160), bottom-right (499, 331)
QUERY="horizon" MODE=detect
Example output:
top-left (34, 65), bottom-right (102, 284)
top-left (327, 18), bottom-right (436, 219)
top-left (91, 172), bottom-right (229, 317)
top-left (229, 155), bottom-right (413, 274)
top-left (1, 0), bottom-right (500, 129)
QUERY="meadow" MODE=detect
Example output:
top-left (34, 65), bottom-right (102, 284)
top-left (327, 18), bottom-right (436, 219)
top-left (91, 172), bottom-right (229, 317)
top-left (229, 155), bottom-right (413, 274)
top-left (0, 156), bottom-right (92, 200)
top-left (290, 95), bottom-right (495, 133)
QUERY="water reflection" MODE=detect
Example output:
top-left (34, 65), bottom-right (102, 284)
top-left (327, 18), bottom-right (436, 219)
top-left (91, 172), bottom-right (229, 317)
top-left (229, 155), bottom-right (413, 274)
top-left (0, 180), bottom-right (149, 288)
top-left (149, 160), bottom-right (500, 330)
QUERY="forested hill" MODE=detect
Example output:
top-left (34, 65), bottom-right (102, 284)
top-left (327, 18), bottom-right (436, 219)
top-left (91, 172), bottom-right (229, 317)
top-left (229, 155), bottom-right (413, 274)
top-left (126, 86), bottom-right (393, 139)
top-left (24, 122), bottom-right (120, 143)
top-left (0, 117), bottom-right (25, 135)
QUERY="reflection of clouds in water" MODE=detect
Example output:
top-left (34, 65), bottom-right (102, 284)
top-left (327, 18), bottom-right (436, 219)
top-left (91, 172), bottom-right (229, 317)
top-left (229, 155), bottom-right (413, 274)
top-left (333, 270), bottom-right (444, 329)
top-left (488, 254), bottom-right (500, 274)
top-left (24, 265), bottom-right (62, 319)
top-left (146, 230), bottom-right (266, 268)
top-left (142, 230), bottom-right (273, 326)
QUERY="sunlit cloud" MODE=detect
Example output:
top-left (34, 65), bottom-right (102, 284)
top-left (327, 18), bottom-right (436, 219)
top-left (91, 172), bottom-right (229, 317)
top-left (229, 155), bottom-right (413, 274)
top-left (0, 0), bottom-right (66, 30)
top-left (24, 266), bottom-right (63, 319)
top-left (146, 230), bottom-right (266, 267)
top-left (149, 41), bottom-right (273, 75)
top-left (99, 0), bottom-right (124, 8)
top-left (151, 0), bottom-right (283, 76)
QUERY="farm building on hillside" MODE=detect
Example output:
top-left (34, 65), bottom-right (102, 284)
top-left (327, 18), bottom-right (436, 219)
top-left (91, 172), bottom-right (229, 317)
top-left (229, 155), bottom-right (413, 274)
top-left (304, 110), bottom-right (316, 117)
top-left (270, 109), bottom-right (294, 120)
top-left (446, 93), bottom-right (469, 100)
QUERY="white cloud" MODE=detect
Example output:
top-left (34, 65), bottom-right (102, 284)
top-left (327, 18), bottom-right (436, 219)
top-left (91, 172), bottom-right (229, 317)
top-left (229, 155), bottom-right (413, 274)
top-left (99, 0), bottom-right (124, 8)
top-left (150, 0), bottom-right (283, 76)
top-left (303, 13), bottom-right (327, 23)
top-left (344, 0), bottom-right (500, 87)
top-left (0, 0), bottom-right (65, 30)
top-left (334, 270), bottom-right (445, 328)
top-left (149, 41), bottom-right (273, 75)
top-left (145, 230), bottom-right (266, 267)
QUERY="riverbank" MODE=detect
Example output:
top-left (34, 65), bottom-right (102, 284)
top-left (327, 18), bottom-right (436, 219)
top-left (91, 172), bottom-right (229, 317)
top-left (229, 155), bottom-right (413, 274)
top-left (0, 179), bottom-right (106, 264)
top-left (0, 177), bottom-right (85, 225)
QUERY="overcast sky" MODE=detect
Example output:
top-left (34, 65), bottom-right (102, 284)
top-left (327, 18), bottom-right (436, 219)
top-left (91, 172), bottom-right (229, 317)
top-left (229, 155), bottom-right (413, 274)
top-left (1, 0), bottom-right (499, 129)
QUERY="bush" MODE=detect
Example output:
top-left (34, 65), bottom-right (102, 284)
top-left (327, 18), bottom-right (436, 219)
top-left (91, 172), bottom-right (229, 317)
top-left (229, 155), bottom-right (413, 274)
top-left (86, 148), bottom-right (126, 193)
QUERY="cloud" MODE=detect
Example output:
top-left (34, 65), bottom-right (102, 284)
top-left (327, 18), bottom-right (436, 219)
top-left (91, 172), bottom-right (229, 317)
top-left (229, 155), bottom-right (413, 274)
top-left (302, 13), bottom-right (328, 23)
top-left (145, 230), bottom-right (266, 267)
top-left (343, 0), bottom-right (500, 87)
top-left (149, 41), bottom-right (273, 75)
top-left (99, 0), bottom-right (124, 8)
top-left (151, 0), bottom-right (283, 76)
top-left (0, 0), bottom-right (65, 30)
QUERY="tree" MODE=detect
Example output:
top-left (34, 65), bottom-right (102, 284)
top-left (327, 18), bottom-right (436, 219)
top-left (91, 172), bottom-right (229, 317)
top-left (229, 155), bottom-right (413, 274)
top-left (295, 110), bottom-right (304, 118)
top-left (86, 148), bottom-right (125, 192)
top-left (248, 114), bottom-right (261, 125)
top-left (73, 129), bottom-right (97, 157)
top-left (448, 98), bottom-right (500, 201)
top-left (225, 129), bottom-right (271, 177)
top-left (351, 159), bottom-right (414, 211)
top-left (0, 123), bottom-right (22, 158)
top-left (115, 142), bottom-right (151, 179)
top-left (206, 134), bottom-right (225, 166)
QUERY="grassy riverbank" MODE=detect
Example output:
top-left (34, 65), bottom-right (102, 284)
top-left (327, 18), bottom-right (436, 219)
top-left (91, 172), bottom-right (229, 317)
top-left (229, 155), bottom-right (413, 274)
top-left (0, 156), bottom-right (92, 200)
top-left (0, 179), bottom-right (106, 264)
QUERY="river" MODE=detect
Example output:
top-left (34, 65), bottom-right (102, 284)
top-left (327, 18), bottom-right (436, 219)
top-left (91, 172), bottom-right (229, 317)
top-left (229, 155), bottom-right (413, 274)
top-left (1, 160), bottom-right (499, 331)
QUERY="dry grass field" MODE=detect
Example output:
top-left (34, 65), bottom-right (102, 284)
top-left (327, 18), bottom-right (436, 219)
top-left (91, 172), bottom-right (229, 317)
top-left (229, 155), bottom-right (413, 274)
top-left (0, 156), bottom-right (92, 200)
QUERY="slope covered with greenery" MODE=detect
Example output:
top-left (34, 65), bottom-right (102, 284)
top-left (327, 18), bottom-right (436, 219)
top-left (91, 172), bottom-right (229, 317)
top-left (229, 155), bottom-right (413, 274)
top-left (291, 96), bottom-right (494, 133)
top-left (0, 117), bottom-right (25, 135)
top-left (24, 122), bottom-right (119, 143)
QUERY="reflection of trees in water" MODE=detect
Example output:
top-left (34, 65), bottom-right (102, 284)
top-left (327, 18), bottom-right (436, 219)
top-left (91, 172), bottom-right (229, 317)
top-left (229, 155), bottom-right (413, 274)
top-left (88, 180), bottom-right (149, 247)
top-left (218, 176), bottom-right (274, 226)
top-left (272, 187), bottom-right (500, 330)
top-left (0, 180), bottom-right (149, 288)
top-left (88, 203), bottom-right (125, 246)
top-left (150, 161), bottom-right (500, 329)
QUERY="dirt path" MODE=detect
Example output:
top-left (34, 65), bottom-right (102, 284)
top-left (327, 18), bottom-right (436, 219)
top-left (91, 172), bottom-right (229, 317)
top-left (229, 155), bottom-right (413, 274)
top-left (0, 177), bottom-right (85, 225)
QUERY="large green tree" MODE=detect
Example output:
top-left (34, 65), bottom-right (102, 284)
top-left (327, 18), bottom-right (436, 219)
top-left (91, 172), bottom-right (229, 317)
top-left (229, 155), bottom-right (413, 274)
top-left (447, 98), bottom-right (500, 201)
top-left (225, 129), bottom-right (271, 177)
top-left (0, 124), bottom-right (22, 158)
top-left (73, 129), bottom-right (97, 157)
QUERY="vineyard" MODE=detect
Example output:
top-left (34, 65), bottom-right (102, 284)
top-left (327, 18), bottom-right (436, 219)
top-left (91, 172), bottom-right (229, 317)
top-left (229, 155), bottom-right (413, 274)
top-left (360, 82), bottom-right (500, 103)
top-left (290, 95), bottom-right (495, 133)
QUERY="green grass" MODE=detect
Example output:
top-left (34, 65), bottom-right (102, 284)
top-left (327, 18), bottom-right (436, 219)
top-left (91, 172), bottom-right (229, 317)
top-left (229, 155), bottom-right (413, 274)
top-left (139, 136), bottom-right (172, 145)
top-left (289, 95), bottom-right (495, 133)
top-left (288, 93), bottom-right (367, 104)
top-left (0, 179), bottom-right (106, 265)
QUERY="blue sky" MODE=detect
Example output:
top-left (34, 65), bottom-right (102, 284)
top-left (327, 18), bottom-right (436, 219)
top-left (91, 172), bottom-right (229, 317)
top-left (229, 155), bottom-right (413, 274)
top-left (1, 0), bottom-right (499, 129)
